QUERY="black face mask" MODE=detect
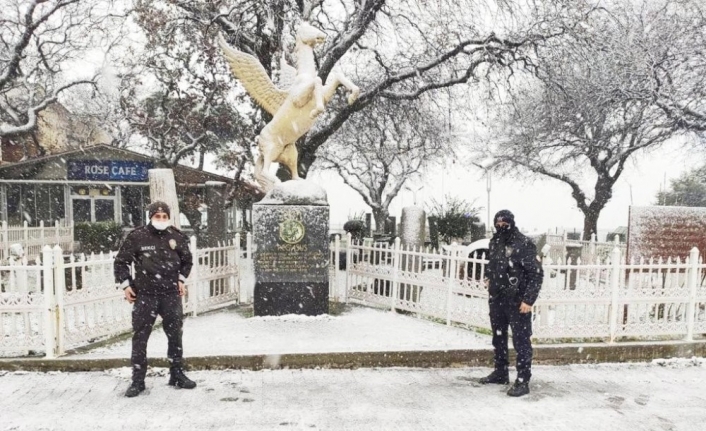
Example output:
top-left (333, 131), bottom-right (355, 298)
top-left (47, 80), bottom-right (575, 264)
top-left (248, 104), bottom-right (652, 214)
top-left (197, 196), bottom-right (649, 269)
top-left (495, 223), bottom-right (512, 233)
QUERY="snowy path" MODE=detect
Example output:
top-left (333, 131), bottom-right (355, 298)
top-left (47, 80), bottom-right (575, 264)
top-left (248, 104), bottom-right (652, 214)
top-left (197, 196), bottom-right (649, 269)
top-left (1, 360), bottom-right (704, 431)
top-left (72, 307), bottom-right (491, 359)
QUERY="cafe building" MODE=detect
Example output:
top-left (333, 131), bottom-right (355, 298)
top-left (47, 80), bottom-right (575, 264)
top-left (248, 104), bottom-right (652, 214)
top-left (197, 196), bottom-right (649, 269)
top-left (0, 144), bottom-right (260, 235)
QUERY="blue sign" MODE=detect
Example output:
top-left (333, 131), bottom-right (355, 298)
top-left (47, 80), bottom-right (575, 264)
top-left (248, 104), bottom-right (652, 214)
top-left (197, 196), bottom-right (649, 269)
top-left (67, 161), bottom-right (153, 182)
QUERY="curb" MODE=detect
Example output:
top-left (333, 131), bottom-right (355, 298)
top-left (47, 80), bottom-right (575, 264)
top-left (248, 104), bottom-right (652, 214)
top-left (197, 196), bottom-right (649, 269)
top-left (1, 341), bottom-right (705, 372)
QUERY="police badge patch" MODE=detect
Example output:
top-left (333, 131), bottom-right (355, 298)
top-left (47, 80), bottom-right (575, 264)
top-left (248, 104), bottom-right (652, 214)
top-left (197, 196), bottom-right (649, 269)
top-left (169, 239), bottom-right (177, 250)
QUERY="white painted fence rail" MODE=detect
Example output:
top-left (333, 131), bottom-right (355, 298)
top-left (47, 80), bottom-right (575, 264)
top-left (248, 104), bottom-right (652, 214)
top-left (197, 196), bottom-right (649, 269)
top-left (543, 232), bottom-right (627, 265)
top-left (0, 220), bottom-right (74, 262)
top-left (340, 235), bottom-right (706, 343)
top-left (0, 233), bottom-right (253, 358)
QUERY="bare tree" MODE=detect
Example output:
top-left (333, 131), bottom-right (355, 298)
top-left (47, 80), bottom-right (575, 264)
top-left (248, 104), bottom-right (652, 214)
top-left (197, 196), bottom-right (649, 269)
top-left (645, 1), bottom-right (706, 133)
top-left (486, 1), bottom-right (701, 240)
top-left (118, 2), bottom-right (259, 169)
top-left (0, 0), bottom-right (124, 151)
top-left (315, 97), bottom-right (450, 233)
top-left (133, 0), bottom-right (587, 179)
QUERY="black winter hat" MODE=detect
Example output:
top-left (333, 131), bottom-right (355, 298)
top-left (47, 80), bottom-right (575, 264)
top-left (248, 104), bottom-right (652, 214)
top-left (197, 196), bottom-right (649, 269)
top-left (494, 209), bottom-right (515, 228)
top-left (147, 201), bottom-right (171, 219)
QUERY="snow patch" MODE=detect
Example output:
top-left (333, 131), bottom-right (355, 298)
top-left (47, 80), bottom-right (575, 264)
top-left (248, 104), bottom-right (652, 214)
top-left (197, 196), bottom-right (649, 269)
top-left (651, 356), bottom-right (706, 368)
top-left (259, 179), bottom-right (328, 206)
top-left (250, 313), bottom-right (337, 322)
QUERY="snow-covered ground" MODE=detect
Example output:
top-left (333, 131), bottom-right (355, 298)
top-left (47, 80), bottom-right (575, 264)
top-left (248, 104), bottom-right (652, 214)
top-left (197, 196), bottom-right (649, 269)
top-left (1, 359), bottom-right (705, 431)
top-left (71, 306), bottom-right (492, 359)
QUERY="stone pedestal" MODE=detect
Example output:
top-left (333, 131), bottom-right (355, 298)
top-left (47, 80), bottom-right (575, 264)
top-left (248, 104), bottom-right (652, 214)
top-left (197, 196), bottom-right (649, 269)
top-left (252, 180), bottom-right (329, 316)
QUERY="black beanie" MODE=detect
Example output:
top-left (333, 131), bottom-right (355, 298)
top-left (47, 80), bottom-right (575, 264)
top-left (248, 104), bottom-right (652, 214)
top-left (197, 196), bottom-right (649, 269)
top-left (147, 201), bottom-right (171, 219)
top-left (494, 209), bottom-right (515, 229)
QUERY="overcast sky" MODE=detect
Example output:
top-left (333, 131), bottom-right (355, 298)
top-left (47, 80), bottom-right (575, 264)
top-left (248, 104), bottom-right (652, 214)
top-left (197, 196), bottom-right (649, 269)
top-left (306, 142), bottom-right (701, 238)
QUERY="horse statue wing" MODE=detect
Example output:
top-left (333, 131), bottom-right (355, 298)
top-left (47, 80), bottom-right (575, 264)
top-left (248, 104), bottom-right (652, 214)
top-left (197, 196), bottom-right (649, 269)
top-left (218, 35), bottom-right (288, 116)
top-left (278, 53), bottom-right (297, 90)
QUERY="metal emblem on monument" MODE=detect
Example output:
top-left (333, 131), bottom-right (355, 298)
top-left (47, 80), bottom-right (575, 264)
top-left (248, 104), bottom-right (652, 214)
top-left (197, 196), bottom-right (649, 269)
top-left (279, 218), bottom-right (305, 244)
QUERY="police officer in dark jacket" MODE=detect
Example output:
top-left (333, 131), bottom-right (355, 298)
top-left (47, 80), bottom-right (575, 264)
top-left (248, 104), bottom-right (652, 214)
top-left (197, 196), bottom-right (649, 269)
top-left (479, 210), bottom-right (543, 397)
top-left (114, 201), bottom-right (196, 397)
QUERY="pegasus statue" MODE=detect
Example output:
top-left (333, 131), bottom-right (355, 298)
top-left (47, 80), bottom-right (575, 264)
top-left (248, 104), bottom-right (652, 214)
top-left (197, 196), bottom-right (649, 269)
top-left (219, 22), bottom-right (360, 192)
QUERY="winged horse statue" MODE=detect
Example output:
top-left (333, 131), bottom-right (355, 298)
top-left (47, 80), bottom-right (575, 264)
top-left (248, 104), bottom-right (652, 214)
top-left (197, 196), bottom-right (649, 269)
top-left (219, 22), bottom-right (360, 192)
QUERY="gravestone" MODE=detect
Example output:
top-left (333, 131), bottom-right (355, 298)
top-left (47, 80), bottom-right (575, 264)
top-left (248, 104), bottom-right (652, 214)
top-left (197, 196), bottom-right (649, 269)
top-left (399, 206), bottom-right (426, 302)
top-left (205, 181), bottom-right (227, 247)
top-left (252, 180), bottom-right (329, 316)
top-left (148, 169), bottom-right (181, 228)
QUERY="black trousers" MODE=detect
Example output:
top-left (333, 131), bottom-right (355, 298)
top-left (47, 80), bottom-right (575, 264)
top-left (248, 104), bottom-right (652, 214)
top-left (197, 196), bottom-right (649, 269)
top-left (131, 294), bottom-right (183, 382)
top-left (489, 296), bottom-right (533, 382)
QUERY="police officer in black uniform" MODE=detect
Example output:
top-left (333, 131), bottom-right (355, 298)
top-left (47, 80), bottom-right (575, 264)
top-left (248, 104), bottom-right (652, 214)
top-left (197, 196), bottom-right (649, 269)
top-left (114, 201), bottom-right (196, 397)
top-left (479, 210), bottom-right (543, 397)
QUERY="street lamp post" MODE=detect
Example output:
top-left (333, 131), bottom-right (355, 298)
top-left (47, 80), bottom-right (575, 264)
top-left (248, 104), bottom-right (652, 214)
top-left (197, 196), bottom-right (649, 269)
top-left (471, 158), bottom-right (496, 238)
top-left (485, 169), bottom-right (491, 238)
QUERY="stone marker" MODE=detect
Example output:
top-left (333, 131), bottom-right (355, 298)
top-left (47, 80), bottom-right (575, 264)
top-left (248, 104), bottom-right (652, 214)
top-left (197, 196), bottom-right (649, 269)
top-left (205, 181), bottom-right (227, 247)
top-left (252, 180), bottom-right (329, 316)
top-left (399, 206), bottom-right (426, 302)
top-left (148, 168), bottom-right (181, 228)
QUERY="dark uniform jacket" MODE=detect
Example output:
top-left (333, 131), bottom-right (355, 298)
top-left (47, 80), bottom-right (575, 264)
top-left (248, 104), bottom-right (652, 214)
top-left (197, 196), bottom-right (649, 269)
top-left (114, 224), bottom-right (193, 296)
top-left (486, 228), bottom-right (543, 305)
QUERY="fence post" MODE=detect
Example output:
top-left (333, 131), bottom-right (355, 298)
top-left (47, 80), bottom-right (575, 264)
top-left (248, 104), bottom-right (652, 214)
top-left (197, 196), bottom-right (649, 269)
top-left (333, 234), bottom-right (341, 302)
top-left (39, 220), bottom-right (45, 244)
top-left (52, 245), bottom-right (65, 355)
top-left (608, 246), bottom-right (622, 343)
top-left (55, 220), bottom-right (60, 245)
top-left (446, 243), bottom-right (458, 326)
top-left (42, 245), bottom-right (57, 359)
top-left (189, 236), bottom-right (199, 317)
top-left (344, 233), bottom-right (352, 304)
top-left (235, 233), bottom-right (243, 304)
top-left (685, 247), bottom-right (699, 341)
top-left (2, 221), bottom-right (8, 259)
top-left (390, 237), bottom-right (401, 312)
top-left (562, 231), bottom-right (568, 261)
top-left (23, 220), bottom-right (29, 244)
top-left (70, 221), bottom-right (75, 253)
top-left (246, 232), bottom-right (253, 261)
top-left (247, 232), bottom-right (254, 302)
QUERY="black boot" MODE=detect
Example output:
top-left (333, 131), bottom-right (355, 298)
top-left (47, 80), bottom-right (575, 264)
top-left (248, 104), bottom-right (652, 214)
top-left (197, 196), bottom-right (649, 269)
top-left (168, 368), bottom-right (196, 389)
top-left (507, 380), bottom-right (530, 397)
top-left (478, 370), bottom-right (509, 385)
top-left (125, 381), bottom-right (145, 398)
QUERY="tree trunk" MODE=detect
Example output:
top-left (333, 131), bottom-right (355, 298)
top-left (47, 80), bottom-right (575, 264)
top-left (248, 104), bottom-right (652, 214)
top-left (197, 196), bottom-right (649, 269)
top-left (581, 208), bottom-right (601, 241)
top-left (372, 208), bottom-right (389, 234)
top-left (198, 151), bottom-right (205, 171)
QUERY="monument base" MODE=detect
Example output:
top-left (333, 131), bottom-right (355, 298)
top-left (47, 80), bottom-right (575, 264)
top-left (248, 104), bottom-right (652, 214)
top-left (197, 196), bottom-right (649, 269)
top-left (253, 282), bottom-right (329, 316)
top-left (253, 180), bottom-right (330, 317)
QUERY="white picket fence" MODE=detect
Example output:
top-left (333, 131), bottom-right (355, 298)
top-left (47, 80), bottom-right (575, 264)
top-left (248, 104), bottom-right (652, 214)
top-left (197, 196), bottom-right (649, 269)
top-left (4, 230), bottom-right (706, 359)
top-left (543, 232), bottom-right (627, 265)
top-left (338, 236), bottom-right (706, 343)
top-left (0, 220), bottom-right (74, 262)
top-left (0, 233), bottom-right (254, 358)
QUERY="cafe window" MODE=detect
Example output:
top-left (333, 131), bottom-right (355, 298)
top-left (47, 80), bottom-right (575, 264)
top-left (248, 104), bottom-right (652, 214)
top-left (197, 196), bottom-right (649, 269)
top-left (6, 184), bottom-right (65, 226)
top-left (121, 186), bottom-right (149, 227)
